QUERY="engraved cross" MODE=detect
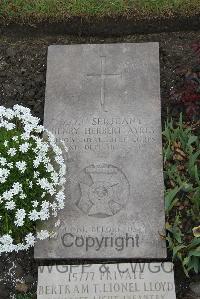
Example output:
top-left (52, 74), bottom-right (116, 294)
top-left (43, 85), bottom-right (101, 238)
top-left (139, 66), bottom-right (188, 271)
top-left (87, 56), bottom-right (121, 112)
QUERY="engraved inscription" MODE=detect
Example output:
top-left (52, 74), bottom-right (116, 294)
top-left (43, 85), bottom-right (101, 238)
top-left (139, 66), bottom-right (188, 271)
top-left (87, 56), bottom-right (121, 112)
top-left (76, 164), bottom-right (130, 218)
top-left (38, 263), bottom-right (176, 299)
top-left (51, 116), bottom-right (156, 152)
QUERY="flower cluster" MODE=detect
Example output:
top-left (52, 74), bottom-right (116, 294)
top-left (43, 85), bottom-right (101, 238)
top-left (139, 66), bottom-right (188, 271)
top-left (0, 105), bottom-right (67, 254)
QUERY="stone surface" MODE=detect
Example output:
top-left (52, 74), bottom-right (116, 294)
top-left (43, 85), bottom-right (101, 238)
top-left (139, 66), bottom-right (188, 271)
top-left (35, 43), bottom-right (166, 259)
top-left (37, 262), bottom-right (176, 299)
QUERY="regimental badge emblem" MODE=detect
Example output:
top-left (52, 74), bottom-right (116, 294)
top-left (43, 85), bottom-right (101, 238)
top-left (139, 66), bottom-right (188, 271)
top-left (76, 163), bottom-right (130, 218)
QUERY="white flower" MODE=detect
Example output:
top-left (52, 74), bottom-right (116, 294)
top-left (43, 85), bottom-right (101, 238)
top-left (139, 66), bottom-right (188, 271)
top-left (5, 200), bottom-right (15, 210)
top-left (55, 192), bottom-right (65, 209)
top-left (41, 200), bottom-right (50, 209)
top-left (38, 142), bottom-right (49, 153)
top-left (59, 177), bottom-right (66, 186)
top-left (0, 234), bottom-right (13, 245)
top-left (52, 145), bottom-right (62, 155)
top-left (19, 142), bottom-right (29, 153)
top-left (51, 202), bottom-right (58, 217)
top-left (49, 188), bottom-right (55, 196)
top-left (3, 141), bottom-right (8, 147)
top-left (35, 125), bottom-right (43, 133)
top-left (58, 201), bottom-right (64, 209)
top-left (3, 190), bottom-right (13, 201)
top-left (37, 230), bottom-right (50, 240)
top-left (12, 182), bottom-right (22, 195)
top-left (41, 192), bottom-right (46, 198)
top-left (7, 162), bottom-right (13, 169)
top-left (19, 193), bottom-right (26, 199)
top-left (60, 140), bottom-right (68, 153)
top-left (4, 108), bottom-right (14, 119)
top-left (46, 163), bottom-right (54, 173)
top-left (0, 105), bottom-right (66, 254)
top-left (16, 161), bottom-right (27, 173)
top-left (16, 243), bottom-right (26, 252)
top-left (24, 124), bottom-right (34, 135)
top-left (25, 233), bottom-right (35, 246)
top-left (37, 178), bottom-right (51, 191)
top-left (5, 122), bottom-right (15, 130)
top-left (14, 209), bottom-right (26, 227)
top-left (55, 156), bottom-right (64, 165)
top-left (32, 200), bottom-right (38, 208)
top-left (21, 132), bottom-right (30, 140)
top-left (0, 157), bottom-right (7, 166)
top-left (28, 209), bottom-right (39, 221)
top-left (8, 148), bottom-right (16, 157)
top-left (39, 201), bottom-right (50, 220)
top-left (13, 104), bottom-right (31, 115)
top-left (33, 171), bottom-right (39, 178)
top-left (0, 168), bottom-right (10, 183)
top-left (39, 210), bottom-right (49, 221)
top-left (59, 163), bottom-right (66, 177)
top-left (56, 191), bottom-right (65, 203)
top-left (55, 219), bottom-right (61, 227)
top-left (33, 156), bottom-right (42, 168)
top-left (51, 172), bottom-right (59, 184)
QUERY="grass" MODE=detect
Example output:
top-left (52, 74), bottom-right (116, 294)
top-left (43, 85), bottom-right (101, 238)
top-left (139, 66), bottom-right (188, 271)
top-left (0, 0), bottom-right (200, 23)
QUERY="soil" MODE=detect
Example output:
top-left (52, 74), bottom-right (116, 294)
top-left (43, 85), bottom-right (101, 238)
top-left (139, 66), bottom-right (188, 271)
top-left (1, 13), bottom-right (200, 37)
top-left (0, 30), bottom-right (200, 298)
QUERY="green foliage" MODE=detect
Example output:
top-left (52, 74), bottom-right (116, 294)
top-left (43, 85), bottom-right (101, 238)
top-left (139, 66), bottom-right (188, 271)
top-left (163, 115), bottom-right (200, 275)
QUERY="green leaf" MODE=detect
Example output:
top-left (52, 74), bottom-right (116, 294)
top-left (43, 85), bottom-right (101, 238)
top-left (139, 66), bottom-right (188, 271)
top-left (189, 256), bottom-right (200, 273)
top-left (187, 135), bottom-right (198, 147)
top-left (188, 150), bottom-right (200, 178)
top-left (173, 244), bottom-right (186, 257)
top-left (165, 186), bottom-right (182, 213)
top-left (189, 247), bottom-right (200, 257)
top-left (183, 256), bottom-right (190, 266)
top-left (194, 165), bottom-right (200, 186)
top-left (163, 144), bottom-right (172, 163)
top-left (187, 238), bottom-right (200, 249)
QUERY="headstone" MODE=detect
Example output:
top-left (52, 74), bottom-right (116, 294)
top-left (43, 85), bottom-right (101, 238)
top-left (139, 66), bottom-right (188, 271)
top-left (37, 262), bottom-right (176, 298)
top-left (35, 43), bottom-right (166, 259)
